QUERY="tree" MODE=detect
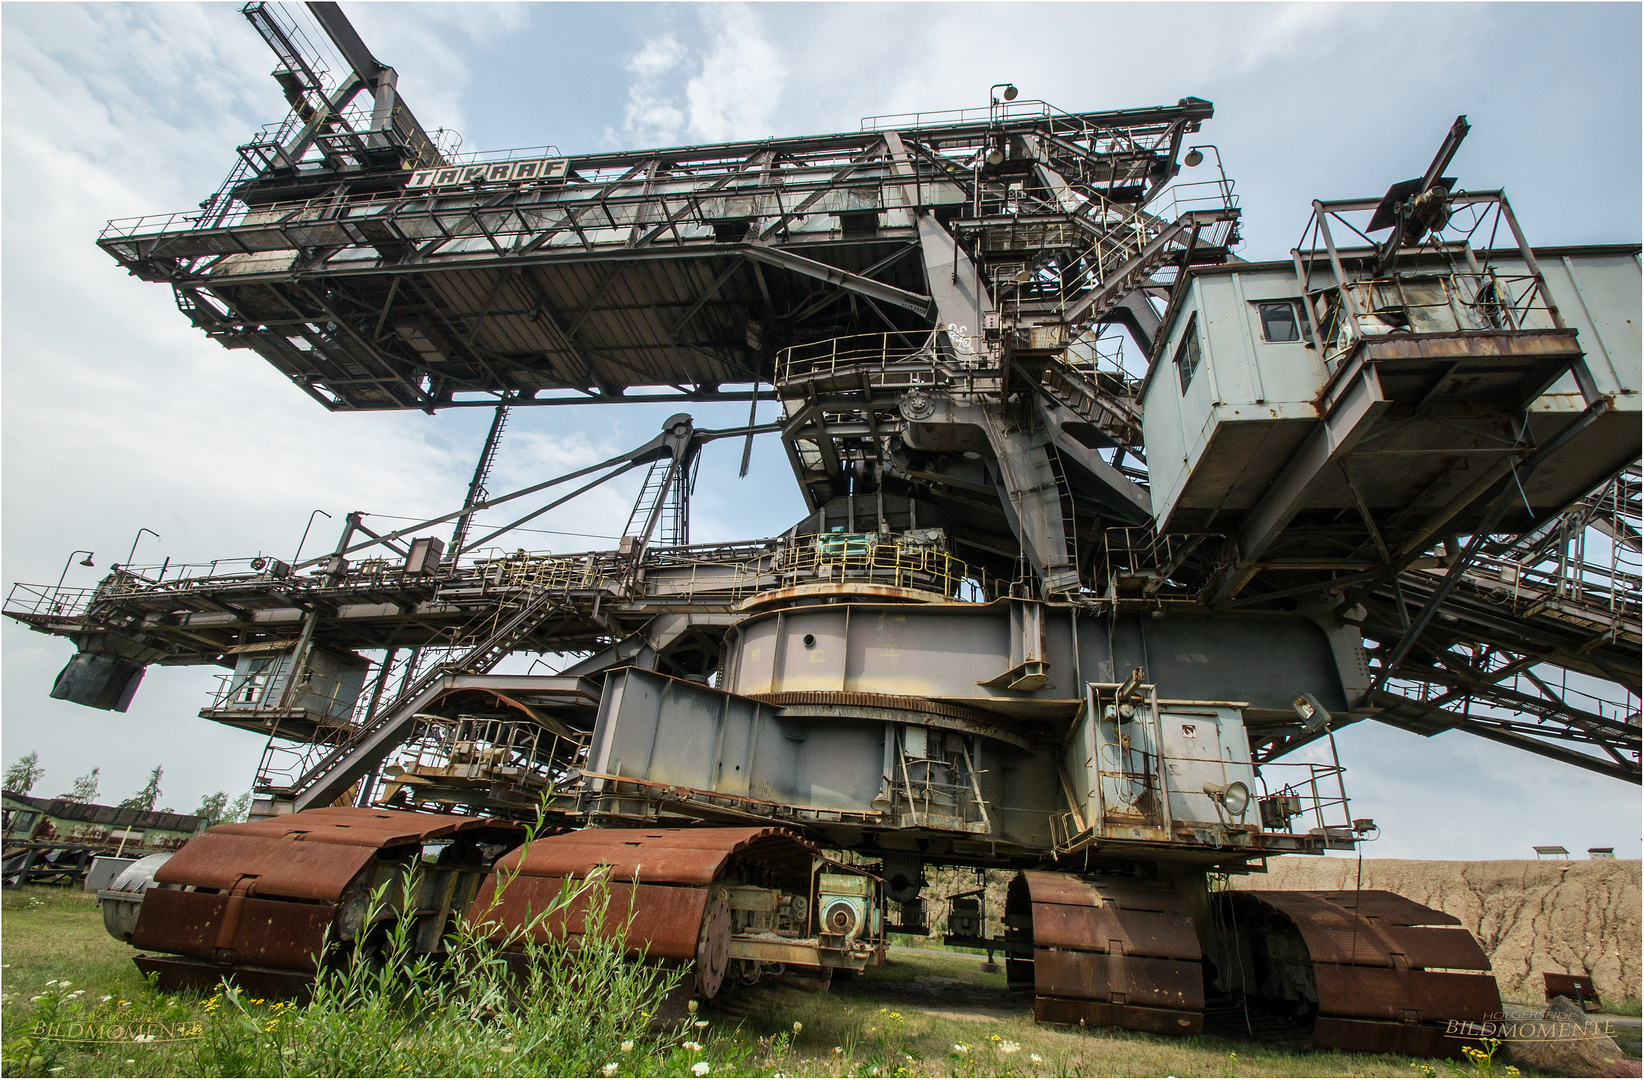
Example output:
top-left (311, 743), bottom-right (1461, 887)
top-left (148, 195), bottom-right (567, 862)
top-left (227, 792), bottom-right (252, 824)
top-left (119, 765), bottom-right (164, 813)
top-left (64, 767), bottom-right (101, 803)
top-left (4, 752), bottom-right (44, 795)
top-left (194, 791), bottom-right (230, 826)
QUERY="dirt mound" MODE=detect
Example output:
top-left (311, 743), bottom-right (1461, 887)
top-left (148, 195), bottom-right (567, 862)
top-left (1240, 857), bottom-right (1641, 1003)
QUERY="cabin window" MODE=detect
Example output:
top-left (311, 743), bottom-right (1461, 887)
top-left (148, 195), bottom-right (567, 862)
top-left (1174, 314), bottom-right (1202, 393)
top-left (1254, 299), bottom-right (1312, 343)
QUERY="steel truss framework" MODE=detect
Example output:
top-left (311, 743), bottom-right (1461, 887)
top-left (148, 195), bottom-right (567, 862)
top-left (12, 4), bottom-right (1637, 800)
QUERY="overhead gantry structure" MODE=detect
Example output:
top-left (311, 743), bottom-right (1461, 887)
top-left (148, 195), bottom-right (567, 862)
top-left (12, 0), bottom-right (1639, 828)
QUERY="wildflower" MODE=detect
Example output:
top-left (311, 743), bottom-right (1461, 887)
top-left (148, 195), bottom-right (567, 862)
top-left (125, 1061), bottom-right (135, 1066)
top-left (953, 1044), bottom-right (969, 1053)
top-left (792, 1021), bottom-right (803, 1035)
top-left (683, 1041), bottom-right (703, 1052)
top-left (45, 980), bottom-right (59, 988)
top-left (687, 999), bottom-right (699, 1015)
top-left (100, 995), bottom-right (113, 1003)
top-left (888, 1011), bottom-right (901, 1020)
top-left (989, 1034), bottom-right (1001, 1043)
top-left (58, 981), bottom-right (70, 988)
top-left (692, 1063), bottom-right (711, 1077)
top-left (602, 1064), bottom-right (619, 1077)
top-left (1030, 1053), bottom-right (1043, 1064)
top-left (29, 995), bottom-right (43, 1003)
top-left (621, 1040), bottom-right (635, 1053)
top-left (133, 1034), bottom-right (155, 1044)
top-left (833, 1046), bottom-right (843, 1055)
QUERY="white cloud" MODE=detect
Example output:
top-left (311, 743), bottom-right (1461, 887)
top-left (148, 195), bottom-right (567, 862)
top-left (619, 5), bottom-right (784, 146)
top-left (623, 34), bottom-right (688, 144)
top-left (682, 5), bottom-right (784, 143)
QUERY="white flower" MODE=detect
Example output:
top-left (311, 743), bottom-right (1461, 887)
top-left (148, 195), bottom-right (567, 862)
top-left (1001, 1040), bottom-right (1020, 1054)
top-left (100, 995), bottom-right (113, 1003)
top-left (1030, 1053), bottom-right (1043, 1063)
top-left (58, 981), bottom-right (71, 988)
top-left (792, 1021), bottom-right (803, 1035)
top-left (29, 995), bottom-right (43, 1003)
top-left (125, 1061), bottom-right (135, 1066)
top-left (683, 1041), bottom-right (702, 1052)
top-left (132, 1034), bottom-right (155, 1044)
top-left (44, 980), bottom-right (58, 988)
top-left (953, 1044), bottom-right (970, 1053)
top-left (833, 1046), bottom-right (843, 1054)
top-left (694, 1019), bottom-right (709, 1029)
top-left (602, 1064), bottom-right (619, 1077)
top-left (692, 1063), bottom-right (711, 1077)
top-left (621, 1040), bottom-right (634, 1053)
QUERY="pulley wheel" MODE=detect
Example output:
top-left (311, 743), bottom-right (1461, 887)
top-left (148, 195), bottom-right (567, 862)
top-left (695, 888), bottom-right (731, 999)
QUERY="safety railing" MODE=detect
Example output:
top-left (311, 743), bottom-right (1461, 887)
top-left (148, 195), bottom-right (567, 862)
top-left (1294, 190), bottom-right (1567, 370)
top-left (1251, 761), bottom-right (1356, 838)
top-left (775, 331), bottom-right (996, 392)
top-left (2, 583), bottom-right (98, 620)
top-left (1097, 527), bottom-right (1205, 605)
top-left (1312, 270), bottom-right (1560, 368)
top-left (777, 535), bottom-right (994, 600)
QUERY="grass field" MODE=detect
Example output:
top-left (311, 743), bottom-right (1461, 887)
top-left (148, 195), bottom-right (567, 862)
top-left (0, 886), bottom-right (1565, 1078)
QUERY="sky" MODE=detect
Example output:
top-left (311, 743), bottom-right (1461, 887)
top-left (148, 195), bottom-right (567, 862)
top-left (2, 1), bottom-right (1639, 859)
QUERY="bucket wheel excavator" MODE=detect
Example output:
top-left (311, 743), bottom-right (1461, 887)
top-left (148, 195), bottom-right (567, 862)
top-left (16, 1), bottom-right (1639, 1060)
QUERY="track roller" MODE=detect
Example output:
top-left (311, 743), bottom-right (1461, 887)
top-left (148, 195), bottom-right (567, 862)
top-left (1216, 890), bottom-right (1502, 1057)
top-left (1006, 870), bottom-right (1206, 1035)
top-left (110, 807), bottom-right (523, 997)
top-left (470, 826), bottom-right (882, 1003)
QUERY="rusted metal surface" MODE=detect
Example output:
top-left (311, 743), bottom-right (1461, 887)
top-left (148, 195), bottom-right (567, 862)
top-left (471, 878), bottom-right (709, 961)
top-left (493, 827), bottom-right (814, 886)
top-left (474, 826), bottom-right (825, 999)
top-left (1544, 971), bottom-right (1601, 1006)
top-left (134, 954), bottom-right (316, 1001)
top-left (210, 806), bottom-right (506, 849)
top-left (1242, 890), bottom-right (1492, 972)
top-left (1311, 1017), bottom-right (1463, 1058)
top-left (1033, 950), bottom-right (1204, 1010)
top-left (1313, 966), bottom-right (1503, 1023)
top-left (132, 889), bottom-right (333, 971)
top-left (1231, 889), bottom-right (1502, 1057)
top-left (122, 806), bottom-right (519, 998)
top-left (1012, 870), bottom-right (1206, 1036)
top-left (696, 889), bottom-right (731, 997)
top-left (155, 833), bottom-right (379, 900)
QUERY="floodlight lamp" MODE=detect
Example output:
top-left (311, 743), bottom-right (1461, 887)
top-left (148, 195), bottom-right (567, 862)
top-left (79, 555), bottom-right (94, 567)
top-left (1292, 691), bottom-right (1331, 731)
top-left (985, 147), bottom-right (1005, 167)
top-left (1203, 781), bottom-right (1250, 819)
top-left (1183, 149), bottom-right (1204, 167)
top-left (1003, 84), bottom-right (1018, 101)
